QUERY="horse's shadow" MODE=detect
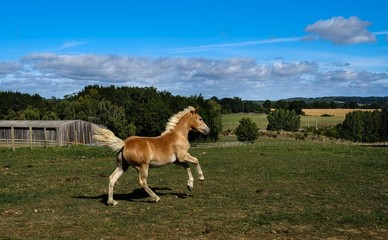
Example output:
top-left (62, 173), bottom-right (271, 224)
top-left (74, 187), bottom-right (192, 205)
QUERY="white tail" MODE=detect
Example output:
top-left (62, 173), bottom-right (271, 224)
top-left (93, 125), bottom-right (124, 152)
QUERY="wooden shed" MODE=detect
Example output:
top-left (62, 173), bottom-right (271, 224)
top-left (0, 120), bottom-right (99, 148)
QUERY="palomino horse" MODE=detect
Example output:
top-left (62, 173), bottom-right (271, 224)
top-left (93, 106), bottom-right (210, 206)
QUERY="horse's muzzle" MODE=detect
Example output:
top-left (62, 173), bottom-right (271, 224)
top-left (200, 126), bottom-right (211, 135)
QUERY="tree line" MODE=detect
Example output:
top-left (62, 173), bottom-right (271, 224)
top-left (1, 86), bottom-right (387, 143)
top-left (1, 88), bottom-right (385, 120)
top-left (0, 86), bottom-right (222, 141)
top-left (209, 96), bottom-right (387, 114)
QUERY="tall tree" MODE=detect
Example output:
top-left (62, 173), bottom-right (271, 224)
top-left (94, 100), bottom-right (129, 139)
top-left (341, 110), bottom-right (382, 142)
top-left (235, 117), bottom-right (259, 143)
top-left (342, 111), bottom-right (365, 141)
top-left (380, 105), bottom-right (388, 141)
top-left (267, 109), bottom-right (300, 132)
top-left (203, 99), bottom-right (223, 141)
top-left (263, 100), bottom-right (272, 114)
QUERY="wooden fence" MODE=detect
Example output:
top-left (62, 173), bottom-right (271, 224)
top-left (0, 120), bottom-right (97, 151)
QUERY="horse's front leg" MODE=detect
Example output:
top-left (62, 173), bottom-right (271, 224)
top-left (177, 153), bottom-right (204, 191)
top-left (175, 161), bottom-right (195, 191)
top-left (183, 153), bottom-right (204, 181)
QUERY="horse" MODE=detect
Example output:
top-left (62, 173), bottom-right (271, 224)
top-left (93, 106), bottom-right (210, 206)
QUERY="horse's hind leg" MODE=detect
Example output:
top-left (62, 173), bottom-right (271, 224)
top-left (107, 150), bottom-right (128, 206)
top-left (137, 166), bottom-right (160, 202)
top-left (107, 166), bottom-right (125, 206)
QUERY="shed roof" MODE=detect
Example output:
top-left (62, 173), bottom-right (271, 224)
top-left (0, 120), bottom-right (85, 128)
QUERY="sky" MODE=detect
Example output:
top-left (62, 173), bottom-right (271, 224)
top-left (0, 0), bottom-right (387, 100)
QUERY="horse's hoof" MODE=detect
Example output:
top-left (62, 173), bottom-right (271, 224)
top-left (187, 185), bottom-right (193, 191)
top-left (107, 200), bottom-right (118, 206)
top-left (153, 197), bottom-right (160, 202)
top-left (199, 176), bottom-right (205, 181)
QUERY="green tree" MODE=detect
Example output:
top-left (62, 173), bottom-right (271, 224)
top-left (288, 100), bottom-right (306, 115)
top-left (125, 87), bottom-right (171, 136)
top-left (348, 101), bottom-right (359, 109)
top-left (20, 106), bottom-right (41, 120)
top-left (0, 91), bottom-right (45, 119)
top-left (127, 123), bottom-right (137, 136)
top-left (262, 100), bottom-right (272, 114)
top-left (380, 106), bottom-right (388, 141)
top-left (364, 110), bottom-right (381, 142)
top-left (341, 110), bottom-right (381, 142)
top-left (329, 101), bottom-right (338, 109)
top-left (42, 111), bottom-right (60, 120)
top-left (94, 100), bottom-right (129, 139)
top-left (220, 97), bottom-right (244, 113)
top-left (342, 111), bottom-right (364, 141)
top-left (203, 99), bottom-right (223, 141)
top-left (235, 117), bottom-right (259, 143)
top-left (273, 100), bottom-right (288, 109)
top-left (4, 109), bottom-right (18, 120)
top-left (267, 109), bottom-right (300, 132)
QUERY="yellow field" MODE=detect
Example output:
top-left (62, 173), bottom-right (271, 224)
top-left (222, 113), bottom-right (344, 131)
top-left (222, 108), bottom-right (380, 131)
top-left (302, 108), bottom-right (378, 116)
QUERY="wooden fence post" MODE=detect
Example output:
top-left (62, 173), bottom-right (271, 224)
top-left (82, 130), bottom-right (85, 144)
top-left (56, 127), bottom-right (60, 147)
top-left (11, 126), bottom-right (15, 151)
top-left (29, 126), bottom-right (33, 150)
top-left (66, 128), bottom-right (70, 147)
top-left (44, 127), bottom-right (47, 148)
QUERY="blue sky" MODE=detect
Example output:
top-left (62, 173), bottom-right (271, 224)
top-left (0, 0), bottom-right (387, 100)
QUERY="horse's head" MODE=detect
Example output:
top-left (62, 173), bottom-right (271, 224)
top-left (190, 109), bottom-right (210, 135)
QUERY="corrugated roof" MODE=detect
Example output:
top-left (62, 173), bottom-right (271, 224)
top-left (0, 120), bottom-right (83, 128)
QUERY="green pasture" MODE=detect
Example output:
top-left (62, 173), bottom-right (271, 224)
top-left (222, 113), bottom-right (345, 131)
top-left (1, 141), bottom-right (387, 239)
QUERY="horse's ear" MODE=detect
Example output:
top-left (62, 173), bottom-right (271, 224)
top-left (189, 106), bottom-right (198, 115)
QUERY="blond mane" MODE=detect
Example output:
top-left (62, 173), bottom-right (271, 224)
top-left (161, 106), bottom-right (195, 136)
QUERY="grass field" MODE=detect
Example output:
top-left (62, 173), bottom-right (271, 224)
top-left (222, 113), bottom-right (345, 131)
top-left (1, 141), bottom-right (387, 239)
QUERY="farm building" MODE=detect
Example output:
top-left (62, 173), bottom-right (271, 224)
top-left (0, 120), bottom-right (100, 148)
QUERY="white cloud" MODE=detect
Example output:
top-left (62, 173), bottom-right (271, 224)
top-left (373, 31), bottom-right (388, 36)
top-left (0, 61), bottom-right (21, 75)
top-left (305, 16), bottom-right (376, 44)
top-left (315, 70), bottom-right (388, 95)
top-left (1, 53), bottom-right (387, 99)
top-left (59, 40), bottom-right (88, 50)
top-left (271, 61), bottom-right (317, 76)
top-left (167, 37), bottom-right (301, 53)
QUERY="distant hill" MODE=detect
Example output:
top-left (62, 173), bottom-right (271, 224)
top-left (281, 96), bottom-right (388, 105)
